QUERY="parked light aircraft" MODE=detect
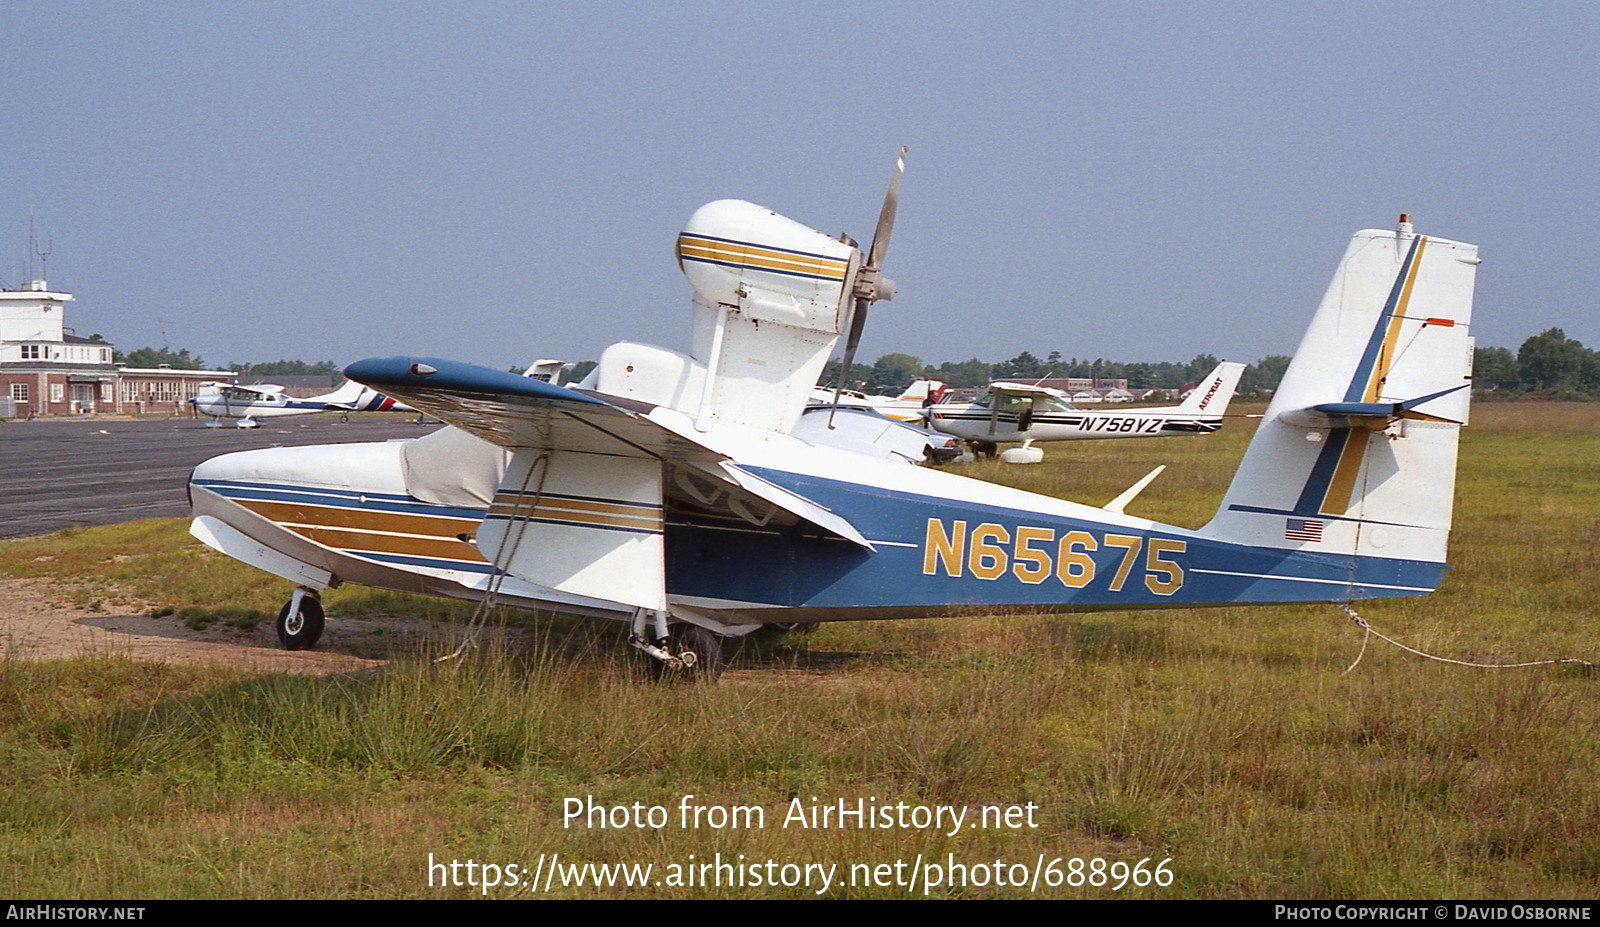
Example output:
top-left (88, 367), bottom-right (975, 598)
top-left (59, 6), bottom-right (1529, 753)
top-left (808, 379), bottom-right (945, 423)
top-left (190, 379), bottom-right (405, 427)
top-left (186, 157), bottom-right (1478, 680)
top-left (926, 361), bottom-right (1246, 462)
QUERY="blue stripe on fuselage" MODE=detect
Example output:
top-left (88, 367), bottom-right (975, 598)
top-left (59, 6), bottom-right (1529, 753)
top-left (191, 478), bottom-right (483, 520)
top-left (663, 466), bottom-right (1444, 610)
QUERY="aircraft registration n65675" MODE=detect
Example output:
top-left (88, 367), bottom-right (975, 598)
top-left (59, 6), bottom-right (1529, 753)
top-left (187, 154), bottom-right (1478, 679)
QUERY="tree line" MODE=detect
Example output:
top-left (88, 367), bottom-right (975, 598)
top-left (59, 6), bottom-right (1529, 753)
top-left (826, 328), bottom-right (1600, 398)
top-left (825, 352), bottom-right (1289, 395)
top-left (1471, 329), bottom-right (1600, 393)
top-left (106, 327), bottom-right (1600, 397)
top-left (106, 345), bottom-right (343, 385)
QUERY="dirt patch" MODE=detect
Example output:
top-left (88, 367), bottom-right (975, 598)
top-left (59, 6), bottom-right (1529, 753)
top-left (0, 578), bottom-right (446, 676)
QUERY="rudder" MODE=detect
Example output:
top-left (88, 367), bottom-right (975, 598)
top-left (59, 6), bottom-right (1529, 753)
top-left (1202, 222), bottom-right (1479, 567)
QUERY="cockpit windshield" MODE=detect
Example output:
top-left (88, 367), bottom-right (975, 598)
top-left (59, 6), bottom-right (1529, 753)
top-left (972, 390), bottom-right (1077, 413)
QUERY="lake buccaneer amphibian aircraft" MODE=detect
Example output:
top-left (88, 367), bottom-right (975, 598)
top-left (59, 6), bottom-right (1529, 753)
top-left (187, 154), bottom-right (1479, 680)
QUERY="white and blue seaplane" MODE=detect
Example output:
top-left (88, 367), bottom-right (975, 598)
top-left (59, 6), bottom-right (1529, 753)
top-left (187, 156), bottom-right (1479, 679)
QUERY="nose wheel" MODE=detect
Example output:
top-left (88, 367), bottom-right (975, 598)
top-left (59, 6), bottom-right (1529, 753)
top-left (277, 587), bottom-right (325, 650)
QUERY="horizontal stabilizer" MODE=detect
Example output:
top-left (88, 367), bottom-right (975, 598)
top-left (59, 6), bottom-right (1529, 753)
top-left (1279, 384), bottom-right (1472, 429)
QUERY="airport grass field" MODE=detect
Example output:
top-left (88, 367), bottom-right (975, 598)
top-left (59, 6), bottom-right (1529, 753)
top-left (2, 402), bottom-right (1597, 899)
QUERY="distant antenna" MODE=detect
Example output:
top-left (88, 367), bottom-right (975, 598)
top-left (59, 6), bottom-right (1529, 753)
top-left (34, 237), bottom-right (51, 285)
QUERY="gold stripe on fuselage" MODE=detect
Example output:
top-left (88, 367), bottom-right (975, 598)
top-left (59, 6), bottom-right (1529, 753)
top-left (488, 493), bottom-right (663, 533)
top-left (676, 235), bottom-right (848, 280)
top-left (231, 499), bottom-right (486, 564)
top-left (235, 499), bottom-right (478, 537)
top-left (291, 525), bottom-right (487, 563)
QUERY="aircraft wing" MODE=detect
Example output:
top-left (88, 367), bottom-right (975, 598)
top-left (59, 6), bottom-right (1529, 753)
top-left (344, 356), bottom-right (873, 549)
top-left (345, 357), bottom-right (722, 464)
top-left (990, 381), bottom-right (1069, 399)
top-left (222, 384), bottom-right (276, 400)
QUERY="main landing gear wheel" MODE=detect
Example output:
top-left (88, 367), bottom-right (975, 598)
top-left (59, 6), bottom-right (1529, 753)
top-left (649, 623), bottom-right (724, 682)
top-left (277, 590), bottom-right (325, 651)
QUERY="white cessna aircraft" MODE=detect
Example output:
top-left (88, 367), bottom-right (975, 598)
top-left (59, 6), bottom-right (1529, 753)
top-left (808, 378), bottom-right (946, 424)
top-left (925, 361), bottom-right (1245, 462)
top-left (190, 379), bottom-right (406, 427)
top-left (187, 155), bottom-right (1478, 680)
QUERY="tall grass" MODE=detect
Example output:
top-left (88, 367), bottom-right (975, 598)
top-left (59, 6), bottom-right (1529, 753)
top-left (1, 402), bottom-right (1598, 897)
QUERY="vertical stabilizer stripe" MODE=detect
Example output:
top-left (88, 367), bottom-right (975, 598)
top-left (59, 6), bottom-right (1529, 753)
top-left (1320, 431), bottom-right (1369, 516)
top-left (1345, 236), bottom-right (1428, 403)
top-left (1294, 429), bottom-right (1351, 514)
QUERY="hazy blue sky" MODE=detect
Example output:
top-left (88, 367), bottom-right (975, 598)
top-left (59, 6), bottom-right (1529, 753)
top-left (5, 2), bottom-right (1597, 374)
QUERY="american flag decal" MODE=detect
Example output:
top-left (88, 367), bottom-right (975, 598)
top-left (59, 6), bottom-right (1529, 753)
top-left (1285, 518), bottom-right (1324, 542)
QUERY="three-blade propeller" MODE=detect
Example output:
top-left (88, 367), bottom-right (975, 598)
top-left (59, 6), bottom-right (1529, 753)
top-left (829, 147), bottom-right (907, 426)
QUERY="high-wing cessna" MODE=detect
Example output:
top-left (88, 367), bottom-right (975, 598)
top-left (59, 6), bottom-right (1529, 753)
top-left (925, 361), bottom-right (1245, 463)
top-left (187, 156), bottom-right (1478, 680)
top-left (190, 379), bottom-right (405, 427)
top-left (808, 378), bottom-right (946, 423)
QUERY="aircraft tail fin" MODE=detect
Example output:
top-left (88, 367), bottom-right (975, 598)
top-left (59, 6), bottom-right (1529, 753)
top-left (317, 379), bottom-right (366, 405)
top-left (1201, 222), bottom-right (1479, 567)
top-left (522, 359), bottom-right (566, 383)
top-left (895, 378), bottom-right (945, 403)
top-left (316, 378), bottom-right (396, 412)
top-left (1175, 361), bottom-right (1245, 414)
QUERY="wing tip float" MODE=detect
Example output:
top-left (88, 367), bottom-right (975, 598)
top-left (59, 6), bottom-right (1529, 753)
top-left (344, 356), bottom-right (608, 409)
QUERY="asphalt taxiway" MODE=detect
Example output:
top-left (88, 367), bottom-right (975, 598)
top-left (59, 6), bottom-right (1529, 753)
top-left (0, 415), bottom-right (435, 539)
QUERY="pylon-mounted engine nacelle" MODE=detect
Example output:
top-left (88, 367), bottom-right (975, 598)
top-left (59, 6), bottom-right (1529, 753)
top-left (672, 200), bottom-right (865, 434)
top-left (677, 199), bottom-right (861, 338)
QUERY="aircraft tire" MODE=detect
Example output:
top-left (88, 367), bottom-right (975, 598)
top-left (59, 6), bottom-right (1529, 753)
top-left (650, 623), bottom-right (724, 682)
top-left (277, 594), bottom-right (325, 651)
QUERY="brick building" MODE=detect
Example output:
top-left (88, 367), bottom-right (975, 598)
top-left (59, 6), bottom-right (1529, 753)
top-left (0, 280), bottom-right (235, 416)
